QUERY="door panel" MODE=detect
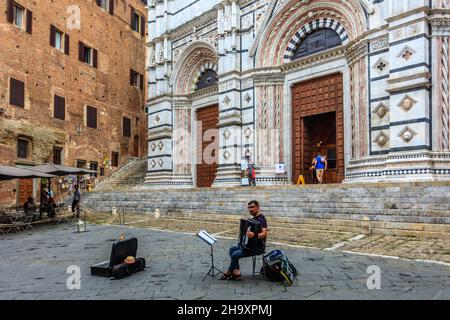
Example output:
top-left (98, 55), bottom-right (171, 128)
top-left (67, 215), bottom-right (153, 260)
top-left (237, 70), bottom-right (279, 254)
top-left (292, 73), bottom-right (344, 184)
top-left (196, 105), bottom-right (219, 188)
top-left (18, 179), bottom-right (33, 205)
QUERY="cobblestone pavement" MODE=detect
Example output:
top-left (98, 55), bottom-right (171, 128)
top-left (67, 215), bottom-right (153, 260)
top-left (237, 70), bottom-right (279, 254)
top-left (1, 223), bottom-right (450, 300)
top-left (86, 211), bottom-right (450, 263)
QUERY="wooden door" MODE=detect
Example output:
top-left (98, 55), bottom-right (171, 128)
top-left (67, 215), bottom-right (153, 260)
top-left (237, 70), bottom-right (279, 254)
top-left (18, 179), bottom-right (33, 205)
top-left (292, 73), bottom-right (344, 184)
top-left (196, 105), bottom-right (219, 187)
top-left (133, 135), bottom-right (139, 157)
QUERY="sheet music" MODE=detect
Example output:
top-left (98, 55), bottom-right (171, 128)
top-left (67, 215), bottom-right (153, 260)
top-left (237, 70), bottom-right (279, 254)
top-left (197, 230), bottom-right (217, 246)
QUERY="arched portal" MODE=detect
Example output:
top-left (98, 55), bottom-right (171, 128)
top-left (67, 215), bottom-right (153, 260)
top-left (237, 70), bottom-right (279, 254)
top-left (252, 0), bottom-right (367, 184)
top-left (170, 42), bottom-right (220, 187)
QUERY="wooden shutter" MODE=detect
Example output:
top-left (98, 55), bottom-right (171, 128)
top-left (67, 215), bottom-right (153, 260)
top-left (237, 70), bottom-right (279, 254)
top-left (64, 34), bottom-right (70, 55)
top-left (10, 78), bottom-right (25, 108)
top-left (112, 152), bottom-right (119, 167)
top-left (26, 10), bottom-right (32, 33)
top-left (140, 14), bottom-right (145, 36)
top-left (78, 42), bottom-right (84, 62)
top-left (123, 117), bottom-right (131, 137)
top-left (86, 106), bottom-right (97, 129)
top-left (131, 7), bottom-right (135, 29)
top-left (54, 95), bottom-right (65, 120)
top-left (7, 0), bottom-right (14, 23)
top-left (109, 0), bottom-right (114, 15)
top-left (139, 74), bottom-right (144, 90)
top-left (93, 49), bottom-right (98, 68)
top-left (130, 69), bottom-right (134, 85)
top-left (50, 25), bottom-right (56, 47)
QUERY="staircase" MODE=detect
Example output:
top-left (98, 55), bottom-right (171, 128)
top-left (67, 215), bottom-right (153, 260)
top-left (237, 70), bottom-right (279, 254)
top-left (82, 182), bottom-right (450, 238)
top-left (93, 157), bottom-right (147, 192)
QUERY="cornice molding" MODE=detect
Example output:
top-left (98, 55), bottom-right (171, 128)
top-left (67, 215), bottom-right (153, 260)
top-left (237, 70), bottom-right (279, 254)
top-left (169, 10), bottom-right (217, 42)
top-left (281, 46), bottom-right (348, 72)
top-left (187, 85), bottom-right (219, 100)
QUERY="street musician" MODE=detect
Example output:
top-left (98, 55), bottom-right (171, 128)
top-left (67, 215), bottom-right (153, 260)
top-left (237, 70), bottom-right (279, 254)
top-left (220, 200), bottom-right (268, 280)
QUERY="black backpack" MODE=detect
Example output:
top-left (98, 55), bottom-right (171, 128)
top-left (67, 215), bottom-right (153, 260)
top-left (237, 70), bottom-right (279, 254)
top-left (262, 250), bottom-right (298, 286)
top-left (112, 257), bottom-right (146, 279)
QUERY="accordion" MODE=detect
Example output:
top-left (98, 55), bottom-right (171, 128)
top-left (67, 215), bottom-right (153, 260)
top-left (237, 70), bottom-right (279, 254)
top-left (238, 218), bottom-right (261, 252)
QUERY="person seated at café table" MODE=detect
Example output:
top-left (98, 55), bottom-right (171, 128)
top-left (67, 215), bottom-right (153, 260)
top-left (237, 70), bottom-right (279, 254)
top-left (47, 191), bottom-right (57, 218)
top-left (23, 197), bottom-right (39, 221)
top-left (39, 189), bottom-right (50, 219)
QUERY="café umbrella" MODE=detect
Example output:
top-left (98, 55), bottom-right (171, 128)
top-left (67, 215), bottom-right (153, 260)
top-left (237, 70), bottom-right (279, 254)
top-left (31, 163), bottom-right (98, 193)
top-left (0, 165), bottom-right (57, 181)
top-left (30, 163), bottom-right (97, 176)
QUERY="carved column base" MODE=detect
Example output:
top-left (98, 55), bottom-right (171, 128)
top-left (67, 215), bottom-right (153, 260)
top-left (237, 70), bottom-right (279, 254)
top-left (345, 152), bottom-right (450, 183)
top-left (144, 173), bottom-right (193, 189)
top-left (212, 165), bottom-right (242, 187)
top-left (253, 166), bottom-right (289, 186)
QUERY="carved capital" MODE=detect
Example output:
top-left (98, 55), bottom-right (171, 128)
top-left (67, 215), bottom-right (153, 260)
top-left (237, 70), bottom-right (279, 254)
top-left (430, 17), bottom-right (450, 36)
top-left (253, 71), bottom-right (284, 86)
top-left (346, 40), bottom-right (368, 65)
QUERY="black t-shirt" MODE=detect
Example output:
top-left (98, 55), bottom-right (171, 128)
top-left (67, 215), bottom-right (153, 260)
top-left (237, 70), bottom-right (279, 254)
top-left (250, 213), bottom-right (267, 252)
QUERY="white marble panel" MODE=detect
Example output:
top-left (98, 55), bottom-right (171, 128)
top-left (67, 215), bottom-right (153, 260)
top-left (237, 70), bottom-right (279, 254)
top-left (390, 122), bottom-right (430, 149)
top-left (371, 129), bottom-right (390, 152)
top-left (389, 37), bottom-right (429, 71)
top-left (389, 89), bottom-right (430, 123)
top-left (370, 78), bottom-right (389, 101)
top-left (370, 99), bottom-right (390, 128)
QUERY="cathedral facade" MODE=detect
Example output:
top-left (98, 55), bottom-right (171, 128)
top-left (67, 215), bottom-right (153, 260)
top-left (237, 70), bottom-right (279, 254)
top-left (146, 0), bottom-right (450, 188)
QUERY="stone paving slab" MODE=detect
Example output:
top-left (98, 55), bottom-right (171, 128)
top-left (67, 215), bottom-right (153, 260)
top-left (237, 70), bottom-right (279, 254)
top-left (1, 224), bottom-right (450, 300)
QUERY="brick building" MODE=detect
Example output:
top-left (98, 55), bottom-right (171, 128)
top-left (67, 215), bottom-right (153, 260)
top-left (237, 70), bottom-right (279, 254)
top-left (0, 0), bottom-right (148, 206)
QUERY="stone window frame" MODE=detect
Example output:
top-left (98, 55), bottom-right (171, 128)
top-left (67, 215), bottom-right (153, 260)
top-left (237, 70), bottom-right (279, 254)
top-left (130, 69), bottom-right (144, 89)
top-left (89, 161), bottom-right (98, 177)
top-left (95, 0), bottom-right (114, 15)
top-left (131, 7), bottom-right (145, 36)
top-left (13, 2), bottom-right (24, 29)
top-left (7, 0), bottom-right (32, 34)
top-left (76, 159), bottom-right (86, 169)
top-left (17, 137), bottom-right (31, 160)
top-left (52, 146), bottom-right (63, 165)
top-left (111, 151), bottom-right (119, 167)
top-left (78, 42), bottom-right (98, 68)
top-left (123, 116), bottom-right (132, 138)
top-left (50, 25), bottom-right (69, 55)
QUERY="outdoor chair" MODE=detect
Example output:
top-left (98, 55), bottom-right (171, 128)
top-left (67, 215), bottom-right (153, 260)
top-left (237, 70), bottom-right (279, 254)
top-left (251, 251), bottom-right (265, 278)
top-left (3, 211), bottom-right (34, 233)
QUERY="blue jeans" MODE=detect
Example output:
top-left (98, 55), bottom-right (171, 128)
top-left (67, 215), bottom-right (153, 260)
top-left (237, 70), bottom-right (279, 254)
top-left (227, 245), bottom-right (253, 272)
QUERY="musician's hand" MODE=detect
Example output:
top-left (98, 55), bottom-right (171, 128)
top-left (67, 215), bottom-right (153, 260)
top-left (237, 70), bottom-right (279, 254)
top-left (247, 231), bottom-right (255, 238)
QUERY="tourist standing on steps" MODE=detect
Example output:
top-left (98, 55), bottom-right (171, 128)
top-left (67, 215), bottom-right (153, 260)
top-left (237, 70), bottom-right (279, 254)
top-left (245, 155), bottom-right (256, 187)
top-left (312, 151), bottom-right (327, 184)
top-left (72, 185), bottom-right (81, 218)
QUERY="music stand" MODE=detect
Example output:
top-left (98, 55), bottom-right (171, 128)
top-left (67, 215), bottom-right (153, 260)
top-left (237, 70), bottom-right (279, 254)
top-left (197, 230), bottom-right (224, 281)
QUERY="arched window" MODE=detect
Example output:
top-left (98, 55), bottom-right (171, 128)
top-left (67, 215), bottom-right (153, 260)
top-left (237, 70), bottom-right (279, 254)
top-left (293, 28), bottom-right (342, 60)
top-left (195, 69), bottom-right (218, 91)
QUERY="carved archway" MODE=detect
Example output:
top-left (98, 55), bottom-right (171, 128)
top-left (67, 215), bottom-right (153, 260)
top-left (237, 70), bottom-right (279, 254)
top-left (193, 64), bottom-right (218, 91)
top-left (284, 19), bottom-right (349, 62)
top-left (172, 41), bottom-right (219, 95)
top-left (254, 0), bottom-right (367, 67)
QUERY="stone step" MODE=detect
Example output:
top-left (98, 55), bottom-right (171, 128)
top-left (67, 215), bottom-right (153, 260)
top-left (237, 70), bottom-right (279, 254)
top-left (84, 196), bottom-right (450, 213)
top-left (83, 181), bottom-right (450, 239)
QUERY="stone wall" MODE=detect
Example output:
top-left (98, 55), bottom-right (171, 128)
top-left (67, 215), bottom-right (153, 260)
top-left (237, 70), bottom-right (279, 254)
top-left (0, 0), bottom-right (148, 206)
